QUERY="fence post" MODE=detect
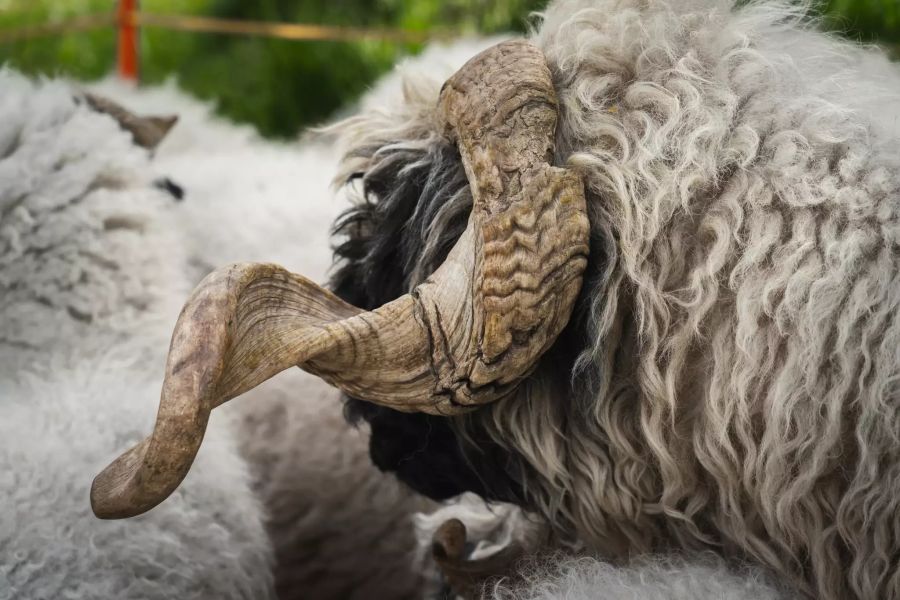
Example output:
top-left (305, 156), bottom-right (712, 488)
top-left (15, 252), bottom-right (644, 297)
top-left (117, 0), bottom-right (139, 82)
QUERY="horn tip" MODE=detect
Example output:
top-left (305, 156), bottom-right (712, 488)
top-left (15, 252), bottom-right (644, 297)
top-left (90, 439), bottom-right (154, 520)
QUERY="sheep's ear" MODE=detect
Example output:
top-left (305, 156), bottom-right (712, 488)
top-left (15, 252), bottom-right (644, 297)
top-left (82, 92), bottom-right (178, 150)
top-left (91, 40), bottom-right (590, 520)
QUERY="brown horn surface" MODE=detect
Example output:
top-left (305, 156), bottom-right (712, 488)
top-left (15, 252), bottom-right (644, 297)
top-left (90, 39), bottom-right (589, 519)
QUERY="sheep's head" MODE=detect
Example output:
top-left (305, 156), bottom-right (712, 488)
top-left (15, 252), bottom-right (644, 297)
top-left (90, 40), bottom-right (589, 519)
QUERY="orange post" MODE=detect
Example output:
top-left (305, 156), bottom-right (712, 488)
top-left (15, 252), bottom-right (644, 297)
top-left (117, 0), bottom-right (139, 82)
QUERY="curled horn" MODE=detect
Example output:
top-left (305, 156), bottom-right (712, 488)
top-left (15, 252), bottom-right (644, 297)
top-left (91, 40), bottom-right (590, 519)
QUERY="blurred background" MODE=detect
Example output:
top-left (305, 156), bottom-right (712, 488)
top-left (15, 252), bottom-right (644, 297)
top-left (1, 0), bottom-right (898, 139)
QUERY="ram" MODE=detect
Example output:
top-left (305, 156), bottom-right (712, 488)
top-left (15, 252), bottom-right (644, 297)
top-left (90, 1), bottom-right (900, 598)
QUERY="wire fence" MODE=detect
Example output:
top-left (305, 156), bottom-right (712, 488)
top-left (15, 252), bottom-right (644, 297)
top-left (2, 1), bottom-right (897, 77)
top-left (0, 0), bottom-right (447, 82)
top-left (133, 13), bottom-right (438, 44)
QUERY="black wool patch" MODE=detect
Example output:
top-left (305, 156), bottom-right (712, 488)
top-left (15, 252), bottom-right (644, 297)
top-left (330, 138), bottom-right (527, 505)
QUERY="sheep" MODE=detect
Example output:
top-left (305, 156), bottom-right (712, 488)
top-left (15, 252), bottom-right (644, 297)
top-left (329, 2), bottom-right (900, 599)
top-left (86, 1), bottom-right (900, 599)
top-left (0, 68), bottom-right (437, 599)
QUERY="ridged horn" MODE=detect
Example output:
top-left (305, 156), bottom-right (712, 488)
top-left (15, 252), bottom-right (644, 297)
top-left (90, 39), bottom-right (589, 520)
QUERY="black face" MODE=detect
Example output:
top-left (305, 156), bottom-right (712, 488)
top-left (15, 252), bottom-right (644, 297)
top-left (330, 139), bottom-right (527, 504)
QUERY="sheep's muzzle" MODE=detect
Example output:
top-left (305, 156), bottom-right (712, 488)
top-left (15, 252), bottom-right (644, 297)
top-left (90, 40), bottom-right (590, 519)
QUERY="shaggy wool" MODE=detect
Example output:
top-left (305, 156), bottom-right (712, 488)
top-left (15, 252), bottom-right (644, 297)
top-left (0, 68), bottom-right (274, 600)
top-left (328, 1), bottom-right (900, 599)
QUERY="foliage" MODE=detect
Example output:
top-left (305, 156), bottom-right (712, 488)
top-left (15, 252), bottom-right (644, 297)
top-left (822, 0), bottom-right (900, 43)
top-left (0, 0), bottom-right (896, 138)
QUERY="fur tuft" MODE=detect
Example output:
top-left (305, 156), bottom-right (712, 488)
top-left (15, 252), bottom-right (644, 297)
top-left (489, 553), bottom-right (788, 600)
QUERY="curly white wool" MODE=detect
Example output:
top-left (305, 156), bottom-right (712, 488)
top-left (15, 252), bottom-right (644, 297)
top-left (332, 1), bottom-right (900, 598)
top-left (495, 2), bottom-right (900, 598)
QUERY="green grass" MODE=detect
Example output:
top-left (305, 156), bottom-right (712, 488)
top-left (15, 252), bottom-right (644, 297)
top-left (0, 0), bottom-right (897, 137)
top-left (822, 0), bottom-right (900, 43)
